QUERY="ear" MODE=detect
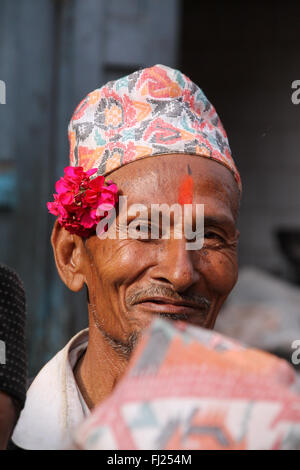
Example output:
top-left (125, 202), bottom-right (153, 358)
top-left (51, 220), bottom-right (87, 292)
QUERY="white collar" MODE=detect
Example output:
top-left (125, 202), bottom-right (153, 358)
top-left (12, 329), bottom-right (90, 450)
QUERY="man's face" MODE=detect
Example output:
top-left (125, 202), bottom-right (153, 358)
top-left (83, 154), bottom-right (240, 352)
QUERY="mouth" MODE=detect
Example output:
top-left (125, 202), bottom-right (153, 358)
top-left (132, 297), bottom-right (209, 317)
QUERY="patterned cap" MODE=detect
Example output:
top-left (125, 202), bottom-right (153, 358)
top-left (68, 64), bottom-right (242, 193)
top-left (0, 264), bottom-right (27, 412)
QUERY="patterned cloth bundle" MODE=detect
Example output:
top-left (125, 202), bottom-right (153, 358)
top-left (74, 318), bottom-right (300, 450)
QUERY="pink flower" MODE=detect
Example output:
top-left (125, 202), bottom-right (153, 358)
top-left (47, 166), bottom-right (118, 237)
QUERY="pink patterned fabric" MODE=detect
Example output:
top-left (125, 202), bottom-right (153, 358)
top-left (73, 318), bottom-right (300, 450)
top-left (68, 64), bottom-right (241, 193)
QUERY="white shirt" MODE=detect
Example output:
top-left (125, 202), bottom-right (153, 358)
top-left (12, 329), bottom-right (90, 450)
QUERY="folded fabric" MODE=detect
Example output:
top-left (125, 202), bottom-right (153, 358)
top-left (215, 266), bottom-right (300, 358)
top-left (73, 318), bottom-right (300, 450)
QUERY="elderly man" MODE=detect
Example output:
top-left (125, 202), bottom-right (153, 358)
top-left (12, 64), bottom-right (241, 449)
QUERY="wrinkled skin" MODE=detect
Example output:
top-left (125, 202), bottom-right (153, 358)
top-left (0, 391), bottom-right (17, 450)
top-left (52, 154), bottom-right (240, 408)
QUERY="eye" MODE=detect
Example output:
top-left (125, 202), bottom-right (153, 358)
top-left (127, 220), bottom-right (153, 241)
top-left (204, 231), bottom-right (226, 243)
top-left (136, 223), bottom-right (149, 233)
top-left (135, 222), bottom-right (163, 241)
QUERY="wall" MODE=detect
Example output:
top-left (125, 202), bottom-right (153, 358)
top-left (0, 0), bottom-right (180, 374)
top-left (180, 0), bottom-right (300, 274)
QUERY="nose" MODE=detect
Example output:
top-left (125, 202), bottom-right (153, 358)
top-left (152, 238), bottom-right (200, 292)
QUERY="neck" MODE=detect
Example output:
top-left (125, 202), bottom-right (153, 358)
top-left (74, 322), bottom-right (130, 409)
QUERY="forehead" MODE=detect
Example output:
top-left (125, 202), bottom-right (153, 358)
top-left (109, 154), bottom-right (240, 221)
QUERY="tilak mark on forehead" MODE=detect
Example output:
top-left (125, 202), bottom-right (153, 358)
top-left (178, 164), bottom-right (194, 205)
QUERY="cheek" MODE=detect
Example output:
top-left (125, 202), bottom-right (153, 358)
top-left (92, 239), bottom-right (153, 286)
top-left (198, 248), bottom-right (238, 295)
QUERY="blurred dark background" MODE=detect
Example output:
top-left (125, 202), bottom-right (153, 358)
top-left (0, 0), bottom-right (300, 375)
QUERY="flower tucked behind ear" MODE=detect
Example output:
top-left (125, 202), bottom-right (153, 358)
top-left (47, 166), bottom-right (118, 238)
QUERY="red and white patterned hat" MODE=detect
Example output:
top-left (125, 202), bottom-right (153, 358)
top-left (68, 64), bottom-right (242, 193)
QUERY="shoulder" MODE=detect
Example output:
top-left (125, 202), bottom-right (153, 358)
top-left (11, 329), bottom-right (88, 450)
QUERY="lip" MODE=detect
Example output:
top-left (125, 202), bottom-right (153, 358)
top-left (132, 297), bottom-right (207, 316)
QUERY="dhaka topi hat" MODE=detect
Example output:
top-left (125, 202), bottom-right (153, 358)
top-left (74, 317), bottom-right (300, 450)
top-left (68, 64), bottom-right (242, 193)
top-left (0, 264), bottom-right (27, 413)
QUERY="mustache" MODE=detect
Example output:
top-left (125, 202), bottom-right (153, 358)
top-left (126, 285), bottom-right (211, 314)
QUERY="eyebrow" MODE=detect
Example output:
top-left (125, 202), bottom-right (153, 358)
top-left (125, 212), bottom-right (235, 226)
top-left (204, 215), bottom-right (235, 228)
